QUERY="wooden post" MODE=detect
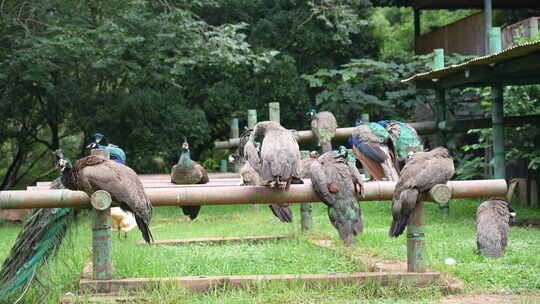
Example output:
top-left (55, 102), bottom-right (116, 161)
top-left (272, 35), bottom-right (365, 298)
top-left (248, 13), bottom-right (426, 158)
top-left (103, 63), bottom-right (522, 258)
top-left (220, 160), bottom-right (227, 173)
top-left (433, 49), bottom-right (449, 215)
top-left (90, 149), bottom-right (113, 280)
top-left (414, 9), bottom-right (421, 52)
top-left (491, 84), bottom-right (505, 179)
top-left (247, 110), bottom-right (257, 129)
top-left (300, 151), bottom-right (313, 231)
top-left (248, 110), bottom-right (259, 211)
top-left (269, 102), bottom-right (280, 123)
top-left (530, 18), bottom-right (539, 39)
top-left (407, 201), bottom-right (425, 273)
top-left (231, 118), bottom-right (240, 172)
top-left (484, 0), bottom-right (492, 55)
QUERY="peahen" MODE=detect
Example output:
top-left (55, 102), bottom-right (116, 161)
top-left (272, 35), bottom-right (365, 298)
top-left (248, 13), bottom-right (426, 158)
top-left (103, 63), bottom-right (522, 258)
top-left (389, 147), bottom-right (454, 237)
top-left (86, 133), bottom-right (127, 164)
top-left (238, 129), bottom-right (293, 223)
top-left (307, 109), bottom-right (337, 153)
top-left (244, 121), bottom-right (303, 189)
top-left (377, 120), bottom-right (423, 170)
top-left (300, 151), bottom-right (320, 179)
top-left (476, 198), bottom-right (516, 258)
top-left (170, 138), bottom-right (209, 220)
top-left (310, 147), bottom-right (364, 246)
top-left (350, 121), bottom-right (399, 181)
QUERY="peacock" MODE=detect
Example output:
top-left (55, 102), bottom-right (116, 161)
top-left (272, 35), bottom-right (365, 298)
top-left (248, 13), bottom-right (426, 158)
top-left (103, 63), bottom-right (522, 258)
top-left (476, 198), bottom-right (516, 258)
top-left (350, 121), bottom-right (399, 181)
top-left (170, 138), bottom-right (209, 220)
top-left (300, 151), bottom-right (320, 179)
top-left (310, 146), bottom-right (364, 245)
top-left (86, 133), bottom-right (127, 164)
top-left (238, 129), bottom-right (293, 223)
top-left (389, 147), bottom-right (454, 237)
top-left (307, 109), bottom-right (337, 153)
top-left (377, 120), bottom-right (423, 170)
top-left (0, 149), bottom-right (153, 297)
top-left (244, 121), bottom-right (303, 189)
top-left (0, 178), bottom-right (71, 297)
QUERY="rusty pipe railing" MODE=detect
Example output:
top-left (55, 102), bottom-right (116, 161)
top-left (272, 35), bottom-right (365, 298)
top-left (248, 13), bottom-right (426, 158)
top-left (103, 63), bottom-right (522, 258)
top-left (214, 115), bottom-right (540, 149)
top-left (1, 180), bottom-right (507, 209)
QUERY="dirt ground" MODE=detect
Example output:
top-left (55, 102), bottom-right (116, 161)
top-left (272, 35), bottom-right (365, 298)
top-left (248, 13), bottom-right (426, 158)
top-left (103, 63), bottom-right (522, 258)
top-left (442, 293), bottom-right (540, 304)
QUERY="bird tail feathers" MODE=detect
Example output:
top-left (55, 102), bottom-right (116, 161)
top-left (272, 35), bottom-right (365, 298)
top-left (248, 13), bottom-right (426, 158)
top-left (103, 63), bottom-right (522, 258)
top-left (180, 206), bottom-right (201, 221)
top-left (0, 208), bottom-right (74, 297)
top-left (389, 215), bottom-right (409, 237)
top-left (134, 215), bottom-right (154, 243)
top-left (269, 204), bottom-right (293, 223)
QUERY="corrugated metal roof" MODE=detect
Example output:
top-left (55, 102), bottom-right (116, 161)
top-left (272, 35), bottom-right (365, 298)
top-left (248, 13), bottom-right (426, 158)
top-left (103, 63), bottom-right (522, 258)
top-left (402, 40), bottom-right (540, 83)
top-left (371, 0), bottom-right (540, 9)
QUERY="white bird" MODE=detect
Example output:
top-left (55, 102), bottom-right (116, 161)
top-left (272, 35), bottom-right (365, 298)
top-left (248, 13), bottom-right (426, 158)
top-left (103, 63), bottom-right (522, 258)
top-left (111, 207), bottom-right (137, 238)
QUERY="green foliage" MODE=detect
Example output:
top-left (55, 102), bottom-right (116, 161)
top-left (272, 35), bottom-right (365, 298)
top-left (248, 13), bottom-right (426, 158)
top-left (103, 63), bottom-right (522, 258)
top-left (302, 55), bottom-right (433, 123)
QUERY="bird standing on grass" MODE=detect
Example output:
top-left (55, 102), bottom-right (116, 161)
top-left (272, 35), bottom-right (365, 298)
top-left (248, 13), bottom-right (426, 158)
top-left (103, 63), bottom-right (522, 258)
top-left (389, 147), bottom-right (454, 237)
top-left (238, 129), bottom-right (293, 223)
top-left (310, 147), bottom-right (364, 245)
top-left (171, 139), bottom-right (209, 220)
top-left (307, 109), bottom-right (337, 153)
top-left (351, 121), bottom-right (399, 181)
top-left (476, 198), bottom-right (515, 258)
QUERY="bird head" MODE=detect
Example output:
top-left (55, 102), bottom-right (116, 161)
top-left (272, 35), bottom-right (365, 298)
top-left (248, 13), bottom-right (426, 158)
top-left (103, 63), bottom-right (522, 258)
top-left (181, 138), bottom-right (189, 151)
top-left (354, 119), bottom-right (363, 126)
top-left (338, 145), bottom-right (348, 157)
top-left (93, 133), bottom-right (105, 143)
top-left (508, 205), bottom-right (517, 221)
top-left (306, 109), bottom-right (317, 117)
top-left (309, 151), bottom-right (319, 159)
top-left (54, 149), bottom-right (72, 172)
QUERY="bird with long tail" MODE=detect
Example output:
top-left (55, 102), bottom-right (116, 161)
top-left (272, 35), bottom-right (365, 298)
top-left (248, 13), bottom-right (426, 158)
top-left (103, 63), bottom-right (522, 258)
top-left (350, 120), bottom-right (399, 181)
top-left (171, 138), bottom-right (209, 220)
top-left (236, 129), bottom-right (294, 223)
top-left (307, 109), bottom-right (337, 153)
top-left (0, 149), bottom-right (153, 298)
top-left (377, 120), bottom-right (423, 170)
top-left (389, 147), bottom-right (454, 237)
top-left (310, 146), bottom-right (365, 246)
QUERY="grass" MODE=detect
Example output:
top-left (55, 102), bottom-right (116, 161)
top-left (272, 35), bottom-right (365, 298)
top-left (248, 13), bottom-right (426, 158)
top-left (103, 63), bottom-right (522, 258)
top-left (0, 199), bottom-right (539, 303)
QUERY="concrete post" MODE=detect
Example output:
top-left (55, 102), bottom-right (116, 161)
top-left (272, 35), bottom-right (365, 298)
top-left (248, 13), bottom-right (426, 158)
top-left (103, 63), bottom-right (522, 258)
top-left (269, 102), bottom-right (280, 123)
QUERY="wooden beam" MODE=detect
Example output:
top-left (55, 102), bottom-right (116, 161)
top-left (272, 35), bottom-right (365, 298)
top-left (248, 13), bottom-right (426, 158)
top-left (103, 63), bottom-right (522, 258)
top-left (79, 272), bottom-right (441, 293)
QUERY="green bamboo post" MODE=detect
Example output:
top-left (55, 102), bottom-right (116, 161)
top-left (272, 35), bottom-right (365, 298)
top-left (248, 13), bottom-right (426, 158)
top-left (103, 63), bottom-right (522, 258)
top-left (484, 0), bottom-right (492, 55)
top-left (90, 149), bottom-right (113, 280)
top-left (433, 49), bottom-right (449, 215)
top-left (489, 28), bottom-right (505, 180)
top-left (247, 110), bottom-right (257, 129)
top-left (248, 110), bottom-right (259, 211)
top-left (407, 201), bottom-right (425, 272)
top-left (300, 151), bottom-right (313, 231)
top-left (269, 102), bottom-right (280, 123)
top-left (359, 113), bottom-right (371, 179)
top-left (530, 18), bottom-right (539, 39)
top-left (220, 159), bottom-right (227, 172)
top-left (231, 118), bottom-right (240, 172)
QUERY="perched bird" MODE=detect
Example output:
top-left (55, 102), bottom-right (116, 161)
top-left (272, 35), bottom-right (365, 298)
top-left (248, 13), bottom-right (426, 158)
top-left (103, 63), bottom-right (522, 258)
top-left (307, 109), bottom-right (337, 153)
top-left (476, 198), bottom-right (516, 258)
top-left (300, 151), bottom-right (320, 179)
top-left (56, 149), bottom-right (153, 242)
top-left (86, 133), bottom-right (127, 164)
top-left (238, 129), bottom-right (293, 223)
top-left (351, 121), bottom-right (399, 181)
top-left (0, 178), bottom-right (71, 297)
top-left (244, 121), bottom-right (303, 189)
top-left (111, 207), bottom-right (137, 238)
top-left (389, 147), bottom-right (454, 237)
top-left (377, 120), bottom-right (423, 170)
top-left (171, 139), bottom-right (209, 220)
top-left (310, 147), bottom-right (364, 245)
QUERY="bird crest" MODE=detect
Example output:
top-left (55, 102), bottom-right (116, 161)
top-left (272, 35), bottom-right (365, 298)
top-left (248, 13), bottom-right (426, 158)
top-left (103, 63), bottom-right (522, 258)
top-left (54, 149), bottom-right (71, 171)
top-left (306, 109), bottom-right (317, 117)
top-left (182, 137), bottom-right (189, 150)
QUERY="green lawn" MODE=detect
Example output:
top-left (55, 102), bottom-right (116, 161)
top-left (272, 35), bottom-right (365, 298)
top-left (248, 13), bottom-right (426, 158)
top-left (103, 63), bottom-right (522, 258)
top-left (0, 199), bottom-right (539, 303)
